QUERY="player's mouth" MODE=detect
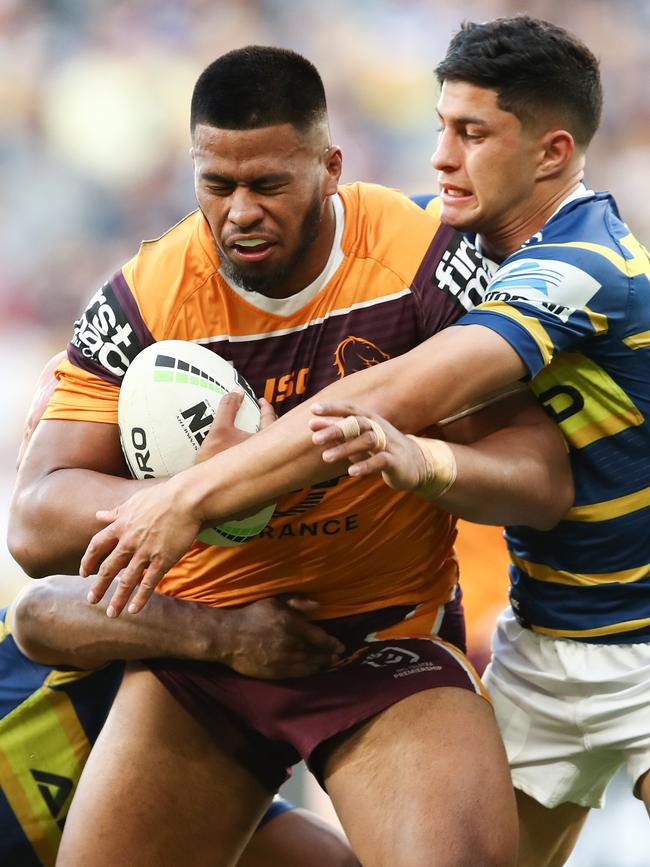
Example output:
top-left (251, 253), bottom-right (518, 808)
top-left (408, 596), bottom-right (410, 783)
top-left (229, 237), bottom-right (276, 262)
top-left (439, 183), bottom-right (474, 204)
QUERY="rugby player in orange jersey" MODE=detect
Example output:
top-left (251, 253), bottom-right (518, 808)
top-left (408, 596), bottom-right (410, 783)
top-left (10, 47), bottom-right (571, 866)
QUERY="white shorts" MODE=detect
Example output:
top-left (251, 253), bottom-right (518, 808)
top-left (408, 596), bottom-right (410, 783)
top-left (483, 608), bottom-right (650, 809)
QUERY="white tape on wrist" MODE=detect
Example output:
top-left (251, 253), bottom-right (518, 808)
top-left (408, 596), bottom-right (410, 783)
top-left (407, 435), bottom-right (457, 499)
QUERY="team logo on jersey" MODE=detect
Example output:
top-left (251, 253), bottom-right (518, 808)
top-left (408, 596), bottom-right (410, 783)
top-left (484, 259), bottom-right (601, 322)
top-left (263, 367), bottom-right (309, 403)
top-left (71, 281), bottom-right (141, 377)
top-left (333, 336), bottom-right (390, 378)
top-left (31, 769), bottom-right (73, 824)
top-left (361, 646), bottom-right (420, 668)
top-left (434, 234), bottom-right (494, 312)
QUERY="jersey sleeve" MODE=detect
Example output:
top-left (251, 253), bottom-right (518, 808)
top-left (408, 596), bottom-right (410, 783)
top-left (455, 248), bottom-right (624, 378)
top-left (42, 268), bottom-right (155, 424)
top-left (411, 222), bottom-right (495, 338)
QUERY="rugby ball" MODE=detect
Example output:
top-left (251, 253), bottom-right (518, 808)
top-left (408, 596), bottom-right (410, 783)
top-left (118, 340), bottom-right (275, 546)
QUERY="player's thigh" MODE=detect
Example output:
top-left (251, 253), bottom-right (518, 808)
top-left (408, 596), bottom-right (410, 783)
top-left (515, 789), bottom-right (589, 867)
top-left (56, 663), bottom-right (272, 867)
top-left (323, 687), bottom-right (517, 867)
top-left (239, 806), bottom-right (359, 867)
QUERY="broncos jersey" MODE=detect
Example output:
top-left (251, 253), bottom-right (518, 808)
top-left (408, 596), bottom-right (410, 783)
top-left (44, 183), bottom-right (490, 619)
top-left (456, 188), bottom-right (650, 643)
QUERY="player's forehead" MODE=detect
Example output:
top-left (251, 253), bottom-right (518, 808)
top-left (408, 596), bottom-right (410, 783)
top-left (192, 122), bottom-right (316, 178)
top-left (437, 80), bottom-right (510, 126)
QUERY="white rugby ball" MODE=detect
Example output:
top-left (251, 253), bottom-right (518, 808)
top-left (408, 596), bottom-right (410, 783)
top-left (118, 339), bottom-right (275, 546)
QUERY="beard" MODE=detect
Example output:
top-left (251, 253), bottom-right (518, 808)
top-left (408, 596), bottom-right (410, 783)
top-left (219, 191), bottom-right (323, 296)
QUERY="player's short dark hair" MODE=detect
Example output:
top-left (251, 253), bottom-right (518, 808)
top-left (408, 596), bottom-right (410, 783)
top-left (435, 15), bottom-right (602, 147)
top-left (191, 45), bottom-right (328, 134)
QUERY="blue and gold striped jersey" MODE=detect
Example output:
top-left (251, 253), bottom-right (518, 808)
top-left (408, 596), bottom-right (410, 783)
top-left (0, 608), bottom-right (123, 865)
top-left (457, 189), bottom-right (650, 643)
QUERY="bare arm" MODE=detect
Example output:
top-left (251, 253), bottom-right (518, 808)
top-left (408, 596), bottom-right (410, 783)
top-left (312, 389), bottom-right (573, 529)
top-left (8, 418), bottom-right (153, 576)
top-left (9, 576), bottom-right (342, 676)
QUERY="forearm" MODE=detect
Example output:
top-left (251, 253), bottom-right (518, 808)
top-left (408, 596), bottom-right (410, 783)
top-left (182, 325), bottom-right (526, 525)
top-left (10, 575), bottom-right (229, 667)
top-left (8, 470), bottom-right (156, 577)
top-left (434, 425), bottom-right (573, 529)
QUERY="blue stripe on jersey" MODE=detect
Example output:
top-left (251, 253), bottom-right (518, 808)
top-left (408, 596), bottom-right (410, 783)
top-left (455, 192), bottom-right (650, 641)
top-left (509, 569), bottom-right (650, 642)
top-left (506, 506), bottom-right (650, 576)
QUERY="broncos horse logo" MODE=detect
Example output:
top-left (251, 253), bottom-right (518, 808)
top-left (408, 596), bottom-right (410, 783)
top-left (333, 336), bottom-right (391, 378)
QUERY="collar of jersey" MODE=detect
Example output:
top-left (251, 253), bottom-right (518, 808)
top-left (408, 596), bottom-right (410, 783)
top-left (468, 182), bottom-right (595, 265)
top-left (218, 193), bottom-right (345, 317)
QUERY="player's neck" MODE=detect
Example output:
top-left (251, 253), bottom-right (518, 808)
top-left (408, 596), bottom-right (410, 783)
top-left (479, 176), bottom-right (584, 263)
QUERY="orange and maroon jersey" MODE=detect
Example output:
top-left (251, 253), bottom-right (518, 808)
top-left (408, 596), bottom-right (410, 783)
top-left (45, 183), bottom-right (490, 618)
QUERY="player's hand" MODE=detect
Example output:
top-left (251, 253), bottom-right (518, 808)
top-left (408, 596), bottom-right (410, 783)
top-left (16, 350), bottom-right (66, 470)
top-left (80, 395), bottom-right (278, 618)
top-left (309, 401), bottom-right (428, 492)
top-left (80, 476), bottom-right (200, 618)
top-left (217, 597), bottom-right (344, 678)
top-left (195, 392), bottom-right (276, 464)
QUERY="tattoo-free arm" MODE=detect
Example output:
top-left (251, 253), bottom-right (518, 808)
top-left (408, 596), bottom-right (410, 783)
top-left (8, 418), bottom-right (155, 577)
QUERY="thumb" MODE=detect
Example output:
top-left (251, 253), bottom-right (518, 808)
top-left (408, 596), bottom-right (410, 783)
top-left (259, 398), bottom-right (278, 430)
top-left (215, 389), bottom-right (245, 428)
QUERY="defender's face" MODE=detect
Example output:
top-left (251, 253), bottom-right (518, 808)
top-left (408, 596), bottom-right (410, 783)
top-left (432, 81), bottom-right (541, 244)
top-left (192, 122), bottom-right (339, 296)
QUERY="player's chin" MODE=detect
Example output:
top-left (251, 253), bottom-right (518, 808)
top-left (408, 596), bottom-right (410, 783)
top-left (438, 201), bottom-right (477, 231)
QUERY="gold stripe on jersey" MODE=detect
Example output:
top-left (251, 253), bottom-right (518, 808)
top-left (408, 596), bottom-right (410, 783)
top-left (565, 484), bottom-right (650, 522)
top-left (45, 668), bottom-right (102, 688)
top-left (623, 330), bottom-right (650, 350)
top-left (477, 300), bottom-right (555, 365)
top-left (531, 353), bottom-right (644, 448)
top-left (510, 553), bottom-right (650, 586)
top-left (583, 309), bottom-right (609, 335)
top-left (527, 235), bottom-right (650, 278)
top-left (533, 613), bottom-right (650, 639)
top-left (44, 688), bottom-right (94, 768)
top-left (0, 688), bottom-right (89, 863)
top-left (0, 748), bottom-right (59, 866)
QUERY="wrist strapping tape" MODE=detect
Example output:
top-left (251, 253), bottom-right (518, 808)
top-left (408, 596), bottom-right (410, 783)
top-left (407, 435), bottom-right (457, 499)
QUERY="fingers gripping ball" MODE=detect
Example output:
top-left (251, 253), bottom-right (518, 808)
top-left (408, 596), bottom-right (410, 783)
top-left (118, 340), bottom-right (275, 546)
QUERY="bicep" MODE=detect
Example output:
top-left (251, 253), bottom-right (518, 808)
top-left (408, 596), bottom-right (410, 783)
top-left (16, 417), bottom-right (129, 488)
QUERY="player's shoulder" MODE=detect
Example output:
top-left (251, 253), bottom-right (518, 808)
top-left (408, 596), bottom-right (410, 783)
top-left (124, 209), bottom-right (219, 314)
top-left (340, 181), bottom-right (440, 231)
top-left (517, 193), bottom-right (635, 273)
top-left (337, 182), bottom-right (443, 275)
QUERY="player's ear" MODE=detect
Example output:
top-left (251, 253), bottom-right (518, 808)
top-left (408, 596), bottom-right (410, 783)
top-left (536, 129), bottom-right (575, 180)
top-left (323, 145), bottom-right (342, 193)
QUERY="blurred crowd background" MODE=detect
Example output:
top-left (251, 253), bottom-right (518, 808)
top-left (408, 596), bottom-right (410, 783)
top-left (1, 1), bottom-right (649, 864)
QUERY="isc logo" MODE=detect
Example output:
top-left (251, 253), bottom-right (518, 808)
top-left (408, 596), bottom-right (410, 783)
top-left (263, 368), bottom-right (309, 403)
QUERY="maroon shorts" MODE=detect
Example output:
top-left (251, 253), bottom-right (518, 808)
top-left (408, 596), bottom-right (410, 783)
top-left (148, 591), bottom-right (486, 792)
